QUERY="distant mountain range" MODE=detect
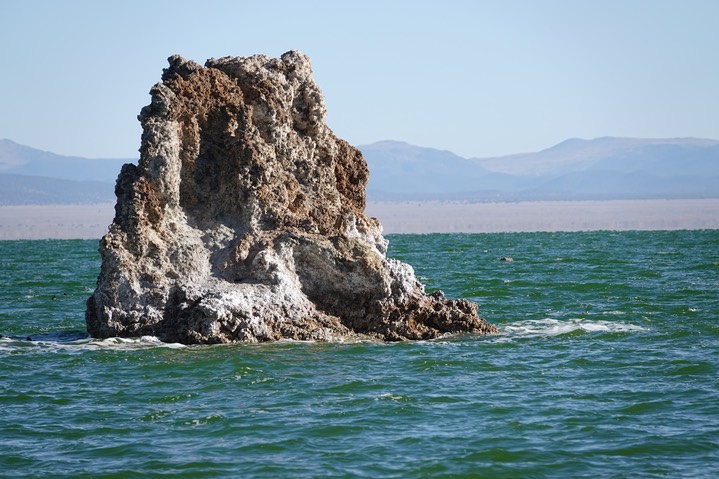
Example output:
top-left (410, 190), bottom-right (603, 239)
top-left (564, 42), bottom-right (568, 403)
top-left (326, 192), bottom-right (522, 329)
top-left (363, 137), bottom-right (719, 201)
top-left (0, 139), bottom-right (128, 205)
top-left (1, 137), bottom-right (718, 205)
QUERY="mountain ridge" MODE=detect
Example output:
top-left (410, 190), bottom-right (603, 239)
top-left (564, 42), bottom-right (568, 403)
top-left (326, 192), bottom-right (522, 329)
top-left (0, 139), bottom-right (131, 183)
top-left (2, 136), bottom-right (718, 204)
top-left (362, 136), bottom-right (719, 201)
top-left (471, 136), bottom-right (719, 175)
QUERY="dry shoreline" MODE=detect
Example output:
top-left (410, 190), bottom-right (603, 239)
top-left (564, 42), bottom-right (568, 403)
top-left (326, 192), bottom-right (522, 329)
top-left (0, 199), bottom-right (718, 240)
top-left (366, 199), bottom-right (719, 234)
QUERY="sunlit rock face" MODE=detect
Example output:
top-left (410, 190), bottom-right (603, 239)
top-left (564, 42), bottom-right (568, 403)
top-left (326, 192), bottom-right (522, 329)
top-left (86, 51), bottom-right (497, 344)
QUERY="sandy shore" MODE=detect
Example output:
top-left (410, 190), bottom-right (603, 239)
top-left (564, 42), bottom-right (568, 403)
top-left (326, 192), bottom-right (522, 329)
top-left (1, 199), bottom-right (718, 240)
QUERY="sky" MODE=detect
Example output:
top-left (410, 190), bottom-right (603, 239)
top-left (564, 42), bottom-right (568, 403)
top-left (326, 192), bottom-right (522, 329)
top-left (1, 0), bottom-right (718, 160)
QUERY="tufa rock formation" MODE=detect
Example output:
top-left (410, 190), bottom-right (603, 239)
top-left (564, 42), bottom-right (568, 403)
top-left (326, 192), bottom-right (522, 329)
top-left (85, 51), bottom-right (497, 343)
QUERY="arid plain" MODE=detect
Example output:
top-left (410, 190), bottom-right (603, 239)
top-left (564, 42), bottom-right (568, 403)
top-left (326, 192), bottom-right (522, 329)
top-left (1, 199), bottom-right (718, 240)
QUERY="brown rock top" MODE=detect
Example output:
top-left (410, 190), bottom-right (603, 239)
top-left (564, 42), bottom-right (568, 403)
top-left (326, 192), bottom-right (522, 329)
top-left (85, 51), bottom-right (497, 343)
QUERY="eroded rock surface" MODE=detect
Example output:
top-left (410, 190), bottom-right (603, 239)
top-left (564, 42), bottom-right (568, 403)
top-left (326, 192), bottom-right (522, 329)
top-left (85, 51), bottom-right (497, 343)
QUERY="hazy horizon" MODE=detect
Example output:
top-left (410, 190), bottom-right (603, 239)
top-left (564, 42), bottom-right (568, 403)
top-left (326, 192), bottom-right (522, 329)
top-left (3, 136), bottom-right (717, 205)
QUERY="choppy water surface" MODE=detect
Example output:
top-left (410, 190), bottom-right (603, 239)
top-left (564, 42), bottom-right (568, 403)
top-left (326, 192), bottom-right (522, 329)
top-left (1, 231), bottom-right (718, 478)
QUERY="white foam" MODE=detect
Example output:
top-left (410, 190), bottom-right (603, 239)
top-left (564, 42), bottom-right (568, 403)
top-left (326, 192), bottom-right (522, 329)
top-left (375, 392), bottom-right (411, 402)
top-left (0, 334), bottom-right (186, 353)
top-left (502, 318), bottom-right (647, 338)
top-left (84, 335), bottom-right (187, 350)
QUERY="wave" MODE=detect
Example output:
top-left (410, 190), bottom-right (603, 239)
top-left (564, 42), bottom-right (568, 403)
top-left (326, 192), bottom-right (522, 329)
top-left (0, 333), bottom-right (186, 353)
top-left (1, 317), bottom-right (648, 353)
top-left (501, 318), bottom-right (647, 338)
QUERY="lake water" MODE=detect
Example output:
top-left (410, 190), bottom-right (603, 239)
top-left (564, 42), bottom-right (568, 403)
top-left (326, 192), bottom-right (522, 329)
top-left (1, 231), bottom-right (718, 478)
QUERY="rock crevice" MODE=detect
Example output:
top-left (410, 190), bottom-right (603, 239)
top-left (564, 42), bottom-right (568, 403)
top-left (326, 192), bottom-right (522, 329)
top-left (86, 51), bottom-right (497, 343)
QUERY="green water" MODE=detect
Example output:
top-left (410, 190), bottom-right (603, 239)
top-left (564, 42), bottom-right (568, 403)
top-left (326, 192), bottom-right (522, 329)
top-left (1, 231), bottom-right (718, 478)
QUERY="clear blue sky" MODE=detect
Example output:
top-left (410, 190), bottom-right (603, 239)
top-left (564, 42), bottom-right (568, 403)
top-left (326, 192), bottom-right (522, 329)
top-left (1, 0), bottom-right (717, 159)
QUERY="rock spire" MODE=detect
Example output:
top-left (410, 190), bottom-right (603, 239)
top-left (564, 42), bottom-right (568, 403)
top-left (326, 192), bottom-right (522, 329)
top-left (85, 51), bottom-right (497, 343)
